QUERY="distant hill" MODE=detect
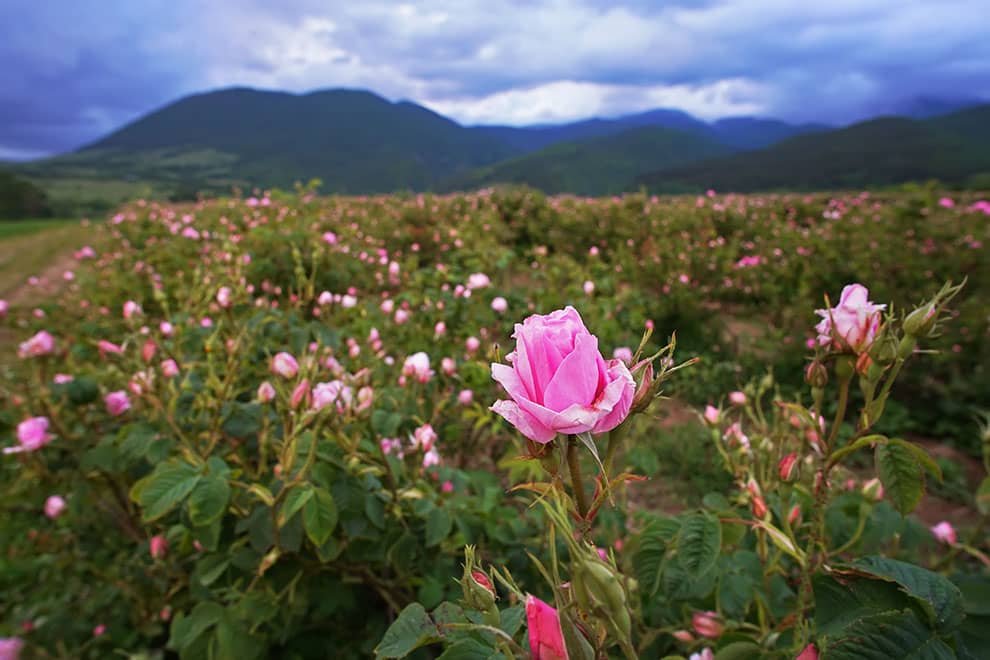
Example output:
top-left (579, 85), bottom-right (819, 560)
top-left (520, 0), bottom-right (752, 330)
top-left (709, 117), bottom-right (830, 150)
top-left (442, 126), bottom-right (733, 195)
top-left (638, 105), bottom-right (990, 192)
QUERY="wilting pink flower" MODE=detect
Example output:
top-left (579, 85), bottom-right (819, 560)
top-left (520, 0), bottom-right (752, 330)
top-left (796, 643), bottom-right (819, 660)
top-left (491, 306), bottom-right (635, 443)
top-left (105, 391), bottom-right (131, 416)
top-left (44, 495), bottom-right (66, 519)
top-left (0, 637), bottom-right (24, 660)
top-left (458, 389), bottom-right (474, 405)
top-left (257, 381), bottom-right (276, 402)
top-left (4, 417), bottom-right (54, 454)
top-left (703, 405), bottom-right (720, 425)
top-left (931, 521), bottom-right (957, 545)
top-left (150, 534), bottom-right (168, 559)
top-left (422, 447), bottom-right (440, 468)
top-left (217, 286), bottom-right (232, 308)
top-left (123, 300), bottom-right (142, 319)
top-left (413, 424), bottom-right (438, 451)
top-left (18, 330), bottom-right (55, 358)
top-left (271, 352), bottom-right (299, 379)
top-left (160, 359), bottom-right (179, 378)
top-left (491, 296), bottom-right (508, 313)
top-left (815, 284), bottom-right (886, 353)
top-left (525, 595), bottom-right (569, 660)
top-left (402, 352), bottom-right (433, 383)
top-left (692, 611), bottom-right (724, 638)
top-left (379, 437), bottom-right (403, 457)
top-left (728, 391), bottom-right (747, 406)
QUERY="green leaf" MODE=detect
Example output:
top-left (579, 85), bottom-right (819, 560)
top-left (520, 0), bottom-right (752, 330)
top-left (714, 642), bottom-right (764, 660)
top-left (425, 507), bottom-right (453, 547)
top-left (187, 473), bottom-right (230, 526)
top-left (278, 484), bottom-right (314, 527)
top-left (221, 402), bottom-right (262, 439)
top-left (375, 603), bottom-right (440, 658)
top-left (302, 486), bottom-right (338, 547)
top-left (828, 434), bottom-right (886, 467)
top-left (813, 572), bottom-right (919, 638)
top-left (635, 519), bottom-right (680, 598)
top-left (193, 554), bottom-right (230, 587)
top-left (499, 605), bottom-right (525, 636)
top-left (674, 512), bottom-right (721, 578)
top-left (215, 616), bottom-right (261, 660)
top-left (437, 639), bottom-right (498, 660)
top-left (849, 556), bottom-right (965, 633)
top-left (131, 461), bottom-right (201, 522)
top-left (975, 477), bottom-right (990, 516)
top-left (888, 438), bottom-right (943, 483)
top-left (876, 442), bottom-right (924, 514)
top-left (820, 609), bottom-right (955, 659)
top-left (168, 601), bottom-right (224, 651)
top-left (66, 376), bottom-right (100, 405)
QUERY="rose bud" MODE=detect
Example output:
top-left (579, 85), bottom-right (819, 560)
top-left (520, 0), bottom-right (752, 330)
top-left (805, 360), bottom-right (828, 387)
top-left (778, 453), bottom-right (799, 482)
top-left (692, 610), bottom-right (724, 638)
top-left (862, 477), bottom-right (884, 501)
top-left (931, 521), bottom-right (957, 545)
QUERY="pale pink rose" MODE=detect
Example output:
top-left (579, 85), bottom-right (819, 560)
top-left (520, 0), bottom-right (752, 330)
top-left (703, 405), bottom-right (720, 425)
top-left (612, 346), bottom-right (633, 364)
top-left (422, 447), bottom-right (440, 467)
top-left (723, 422), bottom-right (749, 450)
top-left (938, 197), bottom-right (954, 208)
top-left (150, 534), bottom-right (168, 559)
top-left (217, 286), bottom-right (232, 308)
top-left (123, 300), bottom-right (142, 319)
top-left (380, 299), bottom-right (395, 314)
top-left (441, 357), bottom-right (456, 376)
top-left (465, 336), bottom-right (481, 353)
top-left (394, 309), bottom-right (410, 324)
top-left (583, 280), bottom-right (595, 295)
top-left (490, 306), bottom-right (635, 443)
top-left (313, 380), bottom-right (352, 412)
top-left (355, 386), bottom-right (374, 412)
top-left (402, 352), bottom-right (433, 383)
top-left (105, 391), bottom-right (131, 416)
top-left (4, 417), bottom-right (54, 454)
top-left (160, 359), bottom-right (179, 378)
top-left (18, 330), bottom-right (55, 358)
top-left (689, 650), bottom-right (715, 660)
top-left (728, 391), bottom-right (747, 406)
top-left (692, 611), bottom-right (724, 638)
top-left (458, 389), bottom-right (474, 405)
top-left (257, 381), bottom-right (276, 403)
top-left (413, 424), bottom-right (438, 451)
top-left (44, 495), bottom-right (66, 519)
top-left (0, 637), bottom-right (24, 660)
top-left (434, 321), bottom-right (446, 336)
top-left (467, 272), bottom-right (491, 290)
top-left (317, 291), bottom-right (334, 306)
top-left (271, 352), bottom-right (299, 379)
top-left (525, 595), bottom-right (569, 660)
top-left (322, 231), bottom-right (337, 245)
top-left (931, 521), bottom-right (957, 545)
top-left (53, 373), bottom-right (74, 384)
top-left (160, 321), bottom-right (174, 336)
top-left (341, 295), bottom-right (357, 308)
top-left (815, 284), bottom-right (886, 353)
top-left (491, 296), bottom-right (508, 314)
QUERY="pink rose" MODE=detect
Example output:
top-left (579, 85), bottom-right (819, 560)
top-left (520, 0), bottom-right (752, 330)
top-left (491, 296), bottom-right (508, 314)
top-left (44, 495), bottom-right (66, 519)
top-left (271, 352), bottom-right (299, 379)
top-left (0, 638), bottom-right (24, 660)
top-left (728, 391), bottom-right (747, 406)
top-left (491, 307), bottom-right (635, 443)
top-left (402, 352), bottom-right (433, 383)
top-left (525, 595), bottom-right (569, 660)
top-left (257, 381), bottom-right (276, 403)
top-left (413, 424), bottom-right (438, 451)
top-left (692, 610), bottom-right (724, 638)
top-left (0, 300), bottom-right (8, 318)
top-left (123, 300), bottom-right (142, 319)
top-left (931, 521), bottom-right (957, 545)
top-left (105, 391), bottom-right (131, 416)
top-left (312, 380), bottom-right (352, 412)
top-left (612, 346), bottom-right (633, 364)
top-left (703, 405), bottom-right (720, 425)
top-left (150, 534), bottom-right (168, 559)
top-left (160, 359), bottom-right (179, 378)
top-left (18, 330), bottom-right (55, 358)
top-left (796, 643), bottom-right (819, 660)
top-left (467, 273), bottom-right (491, 290)
top-left (217, 286), bottom-right (232, 308)
top-left (4, 417), bottom-right (53, 454)
top-left (458, 389), bottom-right (474, 405)
top-left (815, 284), bottom-right (885, 353)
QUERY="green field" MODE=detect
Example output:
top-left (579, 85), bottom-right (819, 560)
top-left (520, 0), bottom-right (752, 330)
top-left (0, 218), bottom-right (93, 297)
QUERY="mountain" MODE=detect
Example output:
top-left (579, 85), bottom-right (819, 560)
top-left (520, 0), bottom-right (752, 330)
top-left (637, 105), bottom-right (990, 192)
top-left (54, 87), bottom-right (520, 194)
top-left (709, 117), bottom-right (830, 150)
top-left (891, 96), bottom-right (985, 119)
top-left (442, 126), bottom-right (733, 195)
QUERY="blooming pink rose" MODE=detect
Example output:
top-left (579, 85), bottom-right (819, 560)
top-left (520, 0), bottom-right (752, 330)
top-left (18, 330), bottom-right (55, 358)
top-left (815, 284), bottom-right (886, 353)
top-left (105, 390), bottom-right (131, 416)
top-left (402, 352), bottom-right (433, 383)
top-left (160, 359), bottom-right (179, 378)
top-left (525, 595), bottom-right (569, 660)
top-left (689, 650), bottom-right (714, 660)
top-left (313, 380), bottom-right (352, 411)
top-left (491, 296), bottom-right (508, 314)
top-left (355, 386), bottom-right (374, 412)
top-left (422, 447), bottom-right (440, 467)
top-left (4, 417), bottom-right (54, 454)
top-left (728, 391), bottom-right (747, 406)
top-left (931, 521), bottom-right (957, 545)
top-left (491, 307), bottom-right (635, 443)
top-left (796, 643), bottom-right (819, 660)
top-left (217, 286), bottom-right (232, 308)
top-left (703, 405), bottom-right (720, 425)
top-left (413, 424), bottom-right (438, 451)
top-left (150, 534), bottom-right (168, 559)
top-left (44, 495), bottom-right (66, 519)
top-left (441, 357), bottom-right (456, 376)
top-left (123, 300), bottom-right (142, 319)
top-left (271, 352), bottom-right (299, 379)
top-left (458, 389), bottom-right (474, 405)
top-left (0, 637), bottom-right (24, 660)
top-left (467, 272), bottom-right (491, 290)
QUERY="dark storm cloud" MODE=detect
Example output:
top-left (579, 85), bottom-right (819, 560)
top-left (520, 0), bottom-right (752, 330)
top-left (1, 0), bottom-right (988, 158)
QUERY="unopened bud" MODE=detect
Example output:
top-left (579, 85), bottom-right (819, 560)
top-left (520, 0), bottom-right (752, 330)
top-left (862, 477), bottom-right (884, 501)
top-left (903, 304), bottom-right (937, 337)
top-left (578, 559), bottom-right (632, 639)
top-left (805, 361), bottom-right (828, 388)
top-left (672, 630), bottom-right (695, 642)
top-left (788, 504), bottom-right (802, 527)
top-left (751, 495), bottom-right (768, 519)
top-left (692, 610), bottom-right (724, 638)
top-left (630, 361), bottom-right (655, 413)
top-left (778, 453), bottom-right (799, 482)
top-left (855, 352), bottom-right (873, 376)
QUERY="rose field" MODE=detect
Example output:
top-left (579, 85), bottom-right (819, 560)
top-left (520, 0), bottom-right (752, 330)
top-left (1, 187), bottom-right (989, 659)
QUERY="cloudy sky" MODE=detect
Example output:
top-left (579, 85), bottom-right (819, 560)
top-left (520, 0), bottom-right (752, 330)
top-left (2, 0), bottom-right (988, 159)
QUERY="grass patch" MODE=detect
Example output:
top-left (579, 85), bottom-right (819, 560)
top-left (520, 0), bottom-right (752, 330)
top-left (0, 218), bottom-right (95, 297)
